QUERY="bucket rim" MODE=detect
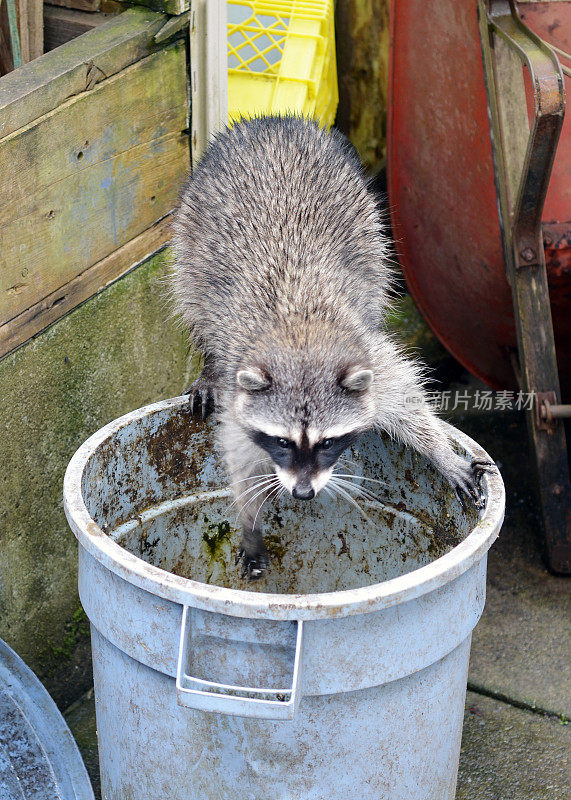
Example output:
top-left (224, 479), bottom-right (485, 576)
top-left (63, 396), bottom-right (504, 620)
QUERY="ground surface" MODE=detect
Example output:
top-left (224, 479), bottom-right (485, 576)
top-left (64, 396), bottom-right (570, 799)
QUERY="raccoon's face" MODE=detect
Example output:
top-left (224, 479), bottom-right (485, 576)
top-left (234, 363), bottom-right (374, 499)
top-left (248, 427), bottom-right (359, 499)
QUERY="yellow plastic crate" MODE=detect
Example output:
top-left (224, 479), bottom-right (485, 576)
top-left (227, 1), bottom-right (338, 126)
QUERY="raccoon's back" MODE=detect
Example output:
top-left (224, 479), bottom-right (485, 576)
top-left (173, 116), bottom-right (390, 359)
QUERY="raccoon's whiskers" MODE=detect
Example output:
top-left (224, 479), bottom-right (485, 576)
top-left (229, 477), bottom-right (279, 508)
top-left (333, 486), bottom-right (371, 522)
top-left (332, 476), bottom-right (380, 505)
top-left (230, 476), bottom-right (276, 501)
top-left (237, 487), bottom-right (276, 521)
top-left (230, 471), bottom-right (275, 488)
top-left (235, 457), bottom-right (272, 473)
top-left (330, 477), bottom-right (382, 503)
top-left (332, 473), bottom-right (387, 488)
top-left (239, 477), bottom-right (281, 517)
top-left (321, 484), bottom-right (336, 501)
top-left (328, 478), bottom-right (372, 523)
top-left (338, 456), bottom-right (360, 470)
top-left (252, 482), bottom-right (283, 530)
top-left (333, 478), bottom-right (375, 506)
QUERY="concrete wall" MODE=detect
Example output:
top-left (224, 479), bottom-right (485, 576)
top-left (0, 248), bottom-right (198, 707)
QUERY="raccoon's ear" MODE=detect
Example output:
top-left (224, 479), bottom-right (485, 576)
top-left (339, 367), bottom-right (374, 392)
top-left (237, 367), bottom-right (272, 392)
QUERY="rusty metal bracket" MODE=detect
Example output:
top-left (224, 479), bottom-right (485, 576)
top-left (479, 0), bottom-right (571, 574)
top-left (537, 393), bottom-right (571, 432)
top-left (536, 391), bottom-right (557, 432)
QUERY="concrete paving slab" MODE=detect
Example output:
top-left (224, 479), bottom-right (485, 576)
top-left (457, 691), bottom-right (570, 799)
top-left (453, 411), bottom-right (571, 717)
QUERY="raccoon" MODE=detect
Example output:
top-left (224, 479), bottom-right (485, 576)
top-left (172, 115), bottom-right (492, 580)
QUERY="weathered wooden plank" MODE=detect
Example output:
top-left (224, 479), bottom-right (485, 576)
top-left (116, 0), bottom-right (189, 18)
top-left (492, 36), bottom-right (530, 223)
top-left (43, 6), bottom-right (111, 52)
top-left (153, 10), bottom-right (189, 44)
top-left (0, 41), bottom-right (189, 326)
top-left (27, 0), bottom-right (43, 60)
top-left (15, 0), bottom-right (31, 64)
top-left (49, 0), bottom-right (101, 13)
top-left (1, 0), bottom-right (43, 73)
top-left (0, 215), bottom-right (173, 358)
top-left (0, 7), bottom-right (184, 138)
top-left (190, 0), bottom-right (227, 165)
top-left (0, 3), bottom-right (16, 76)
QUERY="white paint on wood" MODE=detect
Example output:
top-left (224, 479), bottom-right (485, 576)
top-left (190, 0), bottom-right (227, 165)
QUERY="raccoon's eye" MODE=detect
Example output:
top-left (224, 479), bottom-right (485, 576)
top-left (277, 438), bottom-right (290, 449)
top-left (320, 438), bottom-right (333, 450)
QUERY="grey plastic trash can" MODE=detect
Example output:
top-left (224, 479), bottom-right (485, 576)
top-left (63, 397), bottom-right (504, 800)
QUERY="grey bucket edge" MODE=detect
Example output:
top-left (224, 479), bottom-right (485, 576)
top-left (62, 395), bottom-right (505, 621)
top-left (0, 638), bottom-right (95, 800)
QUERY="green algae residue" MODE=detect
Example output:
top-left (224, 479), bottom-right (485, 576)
top-left (200, 518), bottom-right (236, 583)
top-left (265, 533), bottom-right (287, 565)
top-left (202, 519), bottom-right (233, 559)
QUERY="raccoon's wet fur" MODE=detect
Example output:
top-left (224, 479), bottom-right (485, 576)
top-left (172, 116), bottom-right (492, 580)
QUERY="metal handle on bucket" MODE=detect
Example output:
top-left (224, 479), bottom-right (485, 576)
top-left (176, 606), bottom-right (303, 719)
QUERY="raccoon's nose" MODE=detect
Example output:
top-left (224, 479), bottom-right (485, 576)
top-left (292, 485), bottom-right (315, 500)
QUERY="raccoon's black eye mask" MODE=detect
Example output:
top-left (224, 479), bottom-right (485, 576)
top-left (249, 430), bottom-right (358, 471)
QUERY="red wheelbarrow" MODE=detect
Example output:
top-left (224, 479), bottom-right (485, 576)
top-left (387, 0), bottom-right (570, 573)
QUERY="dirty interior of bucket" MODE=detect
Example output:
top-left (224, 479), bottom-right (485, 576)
top-left (82, 403), bottom-right (481, 594)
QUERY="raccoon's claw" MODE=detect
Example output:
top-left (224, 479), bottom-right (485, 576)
top-left (184, 377), bottom-right (217, 419)
top-left (235, 547), bottom-right (269, 581)
top-left (454, 486), bottom-right (468, 511)
top-left (450, 457), bottom-right (495, 511)
top-left (471, 458), bottom-right (495, 482)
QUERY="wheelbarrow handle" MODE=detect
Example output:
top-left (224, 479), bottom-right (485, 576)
top-left (478, 1), bottom-right (571, 575)
top-left (482, 0), bottom-right (565, 270)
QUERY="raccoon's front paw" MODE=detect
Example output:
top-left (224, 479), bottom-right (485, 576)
top-left (235, 545), bottom-right (269, 581)
top-left (448, 457), bottom-right (496, 510)
top-left (184, 376), bottom-right (218, 419)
